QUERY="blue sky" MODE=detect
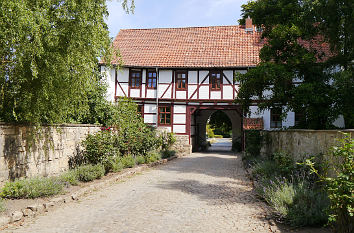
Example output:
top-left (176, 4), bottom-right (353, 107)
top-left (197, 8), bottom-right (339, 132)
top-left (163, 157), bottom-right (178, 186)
top-left (106, 0), bottom-right (248, 38)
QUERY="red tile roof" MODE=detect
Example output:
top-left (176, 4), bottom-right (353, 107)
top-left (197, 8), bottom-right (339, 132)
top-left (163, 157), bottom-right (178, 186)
top-left (107, 25), bottom-right (264, 68)
top-left (243, 118), bottom-right (264, 130)
top-left (105, 25), bottom-right (332, 68)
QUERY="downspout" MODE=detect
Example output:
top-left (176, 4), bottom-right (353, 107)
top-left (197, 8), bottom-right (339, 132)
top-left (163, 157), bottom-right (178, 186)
top-left (156, 67), bottom-right (159, 127)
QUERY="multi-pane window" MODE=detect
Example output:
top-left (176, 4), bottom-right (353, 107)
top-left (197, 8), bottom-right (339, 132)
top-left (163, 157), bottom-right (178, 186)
top-left (147, 69), bottom-right (157, 89)
top-left (270, 108), bottom-right (282, 128)
top-left (176, 71), bottom-right (187, 90)
top-left (129, 69), bottom-right (142, 88)
top-left (158, 106), bottom-right (171, 125)
top-left (295, 112), bottom-right (304, 126)
top-left (210, 71), bottom-right (222, 90)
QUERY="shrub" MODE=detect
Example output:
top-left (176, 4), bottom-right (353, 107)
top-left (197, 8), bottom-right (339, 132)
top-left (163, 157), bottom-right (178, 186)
top-left (146, 151), bottom-right (161, 163)
top-left (82, 130), bottom-right (118, 165)
top-left (75, 164), bottom-right (105, 182)
top-left (272, 152), bottom-right (295, 177)
top-left (206, 124), bottom-right (215, 138)
top-left (159, 131), bottom-right (176, 151)
top-left (121, 155), bottom-right (135, 168)
top-left (214, 135), bottom-right (223, 138)
top-left (161, 149), bottom-right (176, 159)
top-left (0, 177), bottom-right (64, 199)
top-left (260, 178), bottom-right (329, 227)
top-left (305, 133), bottom-right (354, 232)
top-left (101, 156), bottom-right (123, 173)
top-left (251, 160), bottom-right (279, 179)
top-left (135, 155), bottom-right (146, 165)
top-left (59, 170), bottom-right (79, 186)
top-left (111, 159), bottom-right (124, 172)
top-left (245, 130), bottom-right (263, 157)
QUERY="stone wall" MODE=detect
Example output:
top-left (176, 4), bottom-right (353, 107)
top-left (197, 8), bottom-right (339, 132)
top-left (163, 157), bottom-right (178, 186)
top-left (260, 129), bottom-right (353, 160)
top-left (172, 135), bottom-right (192, 156)
top-left (0, 123), bottom-right (100, 184)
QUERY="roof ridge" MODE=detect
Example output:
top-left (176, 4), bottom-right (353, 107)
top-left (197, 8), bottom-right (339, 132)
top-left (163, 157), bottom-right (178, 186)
top-left (119, 25), bottom-right (241, 31)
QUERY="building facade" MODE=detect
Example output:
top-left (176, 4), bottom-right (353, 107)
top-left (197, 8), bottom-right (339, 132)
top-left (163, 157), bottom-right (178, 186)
top-left (100, 20), bottom-right (344, 151)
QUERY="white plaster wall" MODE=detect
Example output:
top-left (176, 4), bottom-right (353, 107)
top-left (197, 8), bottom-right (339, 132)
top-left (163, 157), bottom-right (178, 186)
top-left (173, 125), bottom-right (186, 133)
top-left (263, 109), bottom-right (271, 129)
top-left (188, 86), bottom-right (197, 99)
top-left (146, 89), bottom-right (156, 98)
top-left (160, 70), bottom-right (172, 83)
top-left (210, 91), bottom-right (221, 99)
top-left (176, 91), bottom-right (187, 99)
top-left (174, 105), bottom-right (186, 113)
top-left (117, 68), bottom-right (129, 82)
top-left (189, 71), bottom-right (198, 84)
top-left (130, 89), bottom-right (140, 98)
top-left (158, 84), bottom-right (170, 98)
top-left (223, 70), bottom-right (233, 84)
top-left (174, 114), bottom-right (186, 124)
top-left (223, 86), bottom-right (233, 99)
top-left (144, 104), bottom-right (157, 114)
top-left (101, 66), bottom-right (115, 102)
top-left (144, 115), bottom-right (156, 124)
top-left (119, 83), bottom-right (128, 97)
top-left (199, 86), bottom-right (209, 99)
top-left (199, 71), bottom-right (209, 83)
top-left (142, 69), bottom-right (146, 84)
top-left (283, 111), bottom-right (295, 128)
top-left (333, 115), bottom-right (345, 128)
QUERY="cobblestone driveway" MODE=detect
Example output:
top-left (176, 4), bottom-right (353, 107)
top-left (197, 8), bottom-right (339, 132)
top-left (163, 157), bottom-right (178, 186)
top-left (7, 152), bottom-right (276, 233)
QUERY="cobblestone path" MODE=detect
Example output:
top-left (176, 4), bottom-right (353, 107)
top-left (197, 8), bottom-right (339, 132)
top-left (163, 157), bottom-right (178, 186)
top-left (7, 152), bottom-right (277, 233)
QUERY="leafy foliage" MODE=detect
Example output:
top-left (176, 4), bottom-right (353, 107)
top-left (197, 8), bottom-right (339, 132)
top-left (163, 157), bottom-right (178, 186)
top-left (245, 130), bottom-right (263, 157)
top-left (246, 150), bottom-right (330, 227)
top-left (237, 0), bottom-right (354, 129)
top-left (74, 164), bottom-right (105, 182)
top-left (209, 111), bottom-right (232, 137)
top-left (121, 155), bottom-right (135, 168)
top-left (0, 0), bottom-right (135, 125)
top-left (159, 131), bottom-right (176, 151)
top-left (305, 133), bottom-right (354, 232)
top-left (0, 177), bottom-right (64, 199)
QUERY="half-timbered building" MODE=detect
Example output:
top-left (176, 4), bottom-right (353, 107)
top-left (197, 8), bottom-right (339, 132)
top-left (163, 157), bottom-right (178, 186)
top-left (100, 19), bottom-right (344, 151)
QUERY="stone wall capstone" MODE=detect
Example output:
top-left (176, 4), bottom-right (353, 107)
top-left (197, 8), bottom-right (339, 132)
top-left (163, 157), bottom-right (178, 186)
top-left (260, 129), bottom-right (353, 160)
top-left (0, 123), bottom-right (100, 184)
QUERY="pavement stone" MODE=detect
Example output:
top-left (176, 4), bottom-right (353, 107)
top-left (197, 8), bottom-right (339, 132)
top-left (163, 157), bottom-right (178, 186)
top-left (6, 151), bottom-right (275, 233)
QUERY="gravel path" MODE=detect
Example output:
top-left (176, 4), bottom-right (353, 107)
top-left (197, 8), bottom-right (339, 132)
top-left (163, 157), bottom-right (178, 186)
top-left (6, 152), bottom-right (278, 233)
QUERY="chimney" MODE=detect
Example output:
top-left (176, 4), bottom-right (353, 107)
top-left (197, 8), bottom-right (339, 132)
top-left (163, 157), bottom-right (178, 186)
top-left (245, 16), bottom-right (253, 32)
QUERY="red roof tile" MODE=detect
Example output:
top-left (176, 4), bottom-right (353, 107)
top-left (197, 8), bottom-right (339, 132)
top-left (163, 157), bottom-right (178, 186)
top-left (105, 25), bottom-right (332, 68)
top-left (243, 118), bottom-right (264, 130)
top-left (107, 25), bottom-right (264, 68)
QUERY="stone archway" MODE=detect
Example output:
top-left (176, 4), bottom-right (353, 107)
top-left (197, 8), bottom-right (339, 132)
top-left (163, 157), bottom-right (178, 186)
top-left (190, 106), bottom-right (242, 151)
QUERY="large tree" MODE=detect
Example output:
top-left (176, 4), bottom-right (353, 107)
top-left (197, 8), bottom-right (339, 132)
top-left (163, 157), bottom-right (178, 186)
top-left (0, 0), bottom-right (134, 124)
top-left (236, 0), bottom-right (354, 129)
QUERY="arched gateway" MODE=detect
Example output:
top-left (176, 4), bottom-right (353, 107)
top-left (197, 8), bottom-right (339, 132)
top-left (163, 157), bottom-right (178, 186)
top-left (99, 22), bottom-right (297, 154)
